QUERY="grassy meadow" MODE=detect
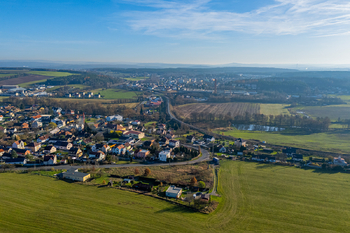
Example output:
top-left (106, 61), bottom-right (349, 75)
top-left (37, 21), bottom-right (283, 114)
top-left (295, 105), bottom-right (350, 121)
top-left (216, 128), bottom-right (350, 154)
top-left (0, 73), bottom-right (16, 78)
top-left (90, 88), bottom-right (140, 99)
top-left (2, 161), bottom-right (350, 232)
top-left (27, 71), bottom-right (75, 77)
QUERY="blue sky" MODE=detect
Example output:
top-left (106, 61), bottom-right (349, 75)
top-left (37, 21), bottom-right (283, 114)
top-left (1, 0), bottom-right (350, 65)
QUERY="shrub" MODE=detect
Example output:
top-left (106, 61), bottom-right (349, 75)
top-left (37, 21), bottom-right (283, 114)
top-left (198, 181), bottom-right (206, 188)
top-left (144, 168), bottom-right (151, 176)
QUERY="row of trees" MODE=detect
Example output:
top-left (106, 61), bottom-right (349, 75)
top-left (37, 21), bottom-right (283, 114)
top-left (186, 111), bottom-right (331, 132)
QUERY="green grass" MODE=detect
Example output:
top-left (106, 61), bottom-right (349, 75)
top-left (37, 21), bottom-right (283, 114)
top-left (0, 73), bottom-right (16, 78)
top-left (90, 88), bottom-right (140, 99)
top-left (144, 121), bottom-right (157, 127)
top-left (2, 161), bottom-right (350, 232)
top-left (295, 105), bottom-right (350, 121)
top-left (216, 128), bottom-right (350, 154)
top-left (124, 76), bottom-right (149, 81)
top-left (26, 71), bottom-right (75, 77)
top-left (260, 104), bottom-right (290, 115)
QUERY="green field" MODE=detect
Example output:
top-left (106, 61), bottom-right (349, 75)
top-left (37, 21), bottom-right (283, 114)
top-left (0, 73), bottom-right (16, 78)
top-left (2, 161), bottom-right (350, 232)
top-left (90, 88), bottom-right (139, 99)
top-left (296, 105), bottom-right (350, 121)
top-left (124, 76), bottom-right (149, 81)
top-left (260, 104), bottom-right (290, 115)
top-left (27, 71), bottom-right (75, 77)
top-left (216, 128), bottom-right (350, 154)
top-left (47, 84), bottom-right (88, 91)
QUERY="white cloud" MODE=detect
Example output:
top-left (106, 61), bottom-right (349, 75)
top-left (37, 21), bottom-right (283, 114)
top-left (119, 0), bottom-right (350, 39)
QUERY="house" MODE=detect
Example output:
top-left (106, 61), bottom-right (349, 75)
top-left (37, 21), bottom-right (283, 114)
top-left (3, 157), bottom-right (27, 165)
top-left (106, 115), bottom-right (123, 122)
top-left (203, 135), bottom-right (215, 142)
top-left (37, 135), bottom-right (50, 143)
top-left (25, 142), bottom-right (41, 153)
top-left (136, 149), bottom-right (150, 159)
top-left (12, 140), bottom-right (25, 149)
top-left (219, 146), bottom-right (227, 153)
top-left (132, 183), bottom-right (153, 191)
top-left (159, 150), bottom-right (171, 162)
top-left (200, 194), bottom-right (210, 203)
top-left (0, 115), bottom-right (3, 121)
top-left (111, 145), bottom-right (125, 155)
top-left (69, 147), bottom-right (83, 157)
top-left (43, 155), bottom-right (57, 165)
top-left (91, 144), bottom-right (110, 153)
top-left (234, 138), bottom-right (246, 148)
top-left (61, 168), bottom-right (90, 182)
top-left (156, 129), bottom-right (166, 135)
top-left (166, 132), bottom-right (175, 139)
top-left (43, 145), bottom-right (57, 154)
top-left (282, 147), bottom-right (297, 156)
top-left (21, 122), bottom-right (29, 129)
top-left (169, 140), bottom-right (180, 148)
top-left (54, 141), bottom-right (73, 151)
top-left (148, 127), bottom-right (156, 134)
top-left (32, 121), bottom-right (43, 128)
top-left (31, 115), bottom-right (42, 121)
top-left (0, 126), bottom-right (6, 133)
top-left (158, 124), bottom-right (166, 130)
top-left (124, 131), bottom-right (145, 140)
top-left (334, 156), bottom-right (348, 166)
top-left (166, 185), bottom-right (182, 198)
top-left (89, 151), bottom-right (105, 161)
top-left (292, 154), bottom-right (303, 162)
top-left (186, 135), bottom-right (195, 143)
top-left (12, 148), bottom-right (31, 156)
top-left (132, 120), bottom-right (141, 125)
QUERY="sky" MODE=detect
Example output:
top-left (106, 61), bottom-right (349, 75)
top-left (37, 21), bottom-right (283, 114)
top-left (1, 0), bottom-right (350, 65)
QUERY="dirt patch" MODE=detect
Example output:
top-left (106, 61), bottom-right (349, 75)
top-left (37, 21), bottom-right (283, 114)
top-left (0, 75), bottom-right (49, 85)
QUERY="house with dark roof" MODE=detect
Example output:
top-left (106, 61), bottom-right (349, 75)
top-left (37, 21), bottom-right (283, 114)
top-left (60, 168), bottom-right (90, 182)
top-left (203, 135), bottom-right (215, 142)
top-left (3, 157), bottom-right (27, 165)
top-left (43, 155), bottom-right (57, 165)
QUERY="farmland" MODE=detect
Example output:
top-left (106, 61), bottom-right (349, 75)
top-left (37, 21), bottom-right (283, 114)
top-left (295, 105), bottom-right (350, 121)
top-left (26, 71), bottom-right (75, 77)
top-left (174, 103), bottom-right (260, 119)
top-left (124, 76), bottom-right (149, 81)
top-left (90, 88), bottom-right (140, 99)
top-left (260, 104), bottom-right (290, 115)
top-left (0, 73), bottom-right (16, 78)
top-left (2, 161), bottom-right (350, 232)
top-left (215, 128), bottom-right (350, 154)
top-left (0, 75), bottom-right (49, 86)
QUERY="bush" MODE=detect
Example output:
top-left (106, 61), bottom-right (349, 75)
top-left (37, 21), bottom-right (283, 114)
top-left (144, 168), bottom-right (151, 176)
top-left (198, 181), bottom-right (206, 189)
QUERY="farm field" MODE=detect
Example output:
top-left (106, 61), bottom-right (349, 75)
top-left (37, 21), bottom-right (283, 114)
top-left (0, 75), bottom-right (49, 86)
top-left (0, 73), bottom-right (16, 78)
top-left (90, 88), bottom-right (140, 99)
top-left (52, 98), bottom-right (114, 103)
top-left (27, 71), bottom-right (75, 77)
top-left (295, 105), bottom-right (350, 121)
top-left (113, 102), bottom-right (139, 108)
top-left (2, 161), bottom-right (350, 232)
top-left (215, 128), bottom-right (350, 154)
top-left (260, 104), bottom-right (290, 115)
top-left (47, 84), bottom-right (88, 91)
top-left (124, 76), bottom-right (149, 81)
top-left (174, 103), bottom-right (260, 119)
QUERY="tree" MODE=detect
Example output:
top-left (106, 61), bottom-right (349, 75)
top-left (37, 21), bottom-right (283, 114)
top-left (190, 177), bottom-right (197, 186)
top-left (144, 167), bottom-right (151, 176)
top-left (198, 181), bottom-right (206, 189)
top-left (106, 153), bottom-right (112, 163)
top-left (11, 150), bottom-right (18, 158)
top-left (134, 168), bottom-right (140, 175)
top-left (49, 122), bottom-right (57, 129)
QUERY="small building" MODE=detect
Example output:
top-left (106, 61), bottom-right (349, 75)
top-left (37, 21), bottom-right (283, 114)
top-left (43, 145), bottom-right (57, 154)
top-left (43, 155), bottom-right (57, 165)
top-left (158, 150), bottom-right (171, 162)
top-left (106, 115), bottom-right (123, 122)
top-left (136, 149), bottom-right (150, 159)
top-left (292, 154), bottom-right (303, 162)
top-left (186, 135), bottom-right (195, 143)
top-left (235, 138), bottom-right (246, 148)
top-left (61, 168), bottom-right (90, 182)
top-left (166, 185), bottom-right (182, 198)
top-left (37, 135), bottom-right (50, 143)
top-left (169, 140), bottom-right (180, 148)
top-left (334, 156), bottom-right (348, 167)
top-left (25, 142), bottom-right (41, 153)
top-left (12, 140), bottom-right (25, 149)
top-left (203, 135), bottom-right (215, 142)
top-left (3, 157), bottom-right (27, 165)
top-left (124, 130), bottom-right (145, 140)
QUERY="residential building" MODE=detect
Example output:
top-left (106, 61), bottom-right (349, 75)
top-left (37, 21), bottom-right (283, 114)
top-left (112, 145), bottom-right (125, 155)
top-left (234, 138), bottom-right (246, 148)
top-left (37, 135), bottom-right (50, 143)
top-left (169, 140), bottom-right (180, 148)
top-left (106, 115), bottom-right (123, 122)
top-left (166, 185), bottom-right (182, 198)
top-left (69, 147), bottom-right (83, 157)
top-left (54, 141), bottom-right (73, 151)
top-left (136, 149), bottom-right (150, 159)
top-left (61, 168), bottom-right (90, 182)
top-left (32, 121), bottom-right (43, 128)
top-left (43, 145), bottom-right (57, 154)
top-left (334, 156), bottom-right (348, 166)
top-left (12, 140), bottom-right (25, 149)
top-left (43, 155), bottom-right (57, 165)
top-left (159, 150), bottom-right (171, 162)
top-left (186, 135), bottom-right (195, 143)
top-left (3, 157), bottom-right (27, 165)
top-left (124, 130), bottom-right (145, 140)
top-left (25, 142), bottom-right (41, 153)
top-left (89, 151), bottom-right (105, 161)
top-left (203, 135), bottom-right (215, 142)
top-left (91, 144), bottom-right (110, 153)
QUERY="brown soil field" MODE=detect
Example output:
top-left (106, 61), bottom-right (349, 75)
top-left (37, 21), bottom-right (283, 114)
top-left (174, 102), bottom-right (260, 119)
top-left (0, 75), bottom-right (48, 85)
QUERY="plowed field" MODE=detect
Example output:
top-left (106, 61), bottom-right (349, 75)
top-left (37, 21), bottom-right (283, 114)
top-left (174, 102), bottom-right (260, 119)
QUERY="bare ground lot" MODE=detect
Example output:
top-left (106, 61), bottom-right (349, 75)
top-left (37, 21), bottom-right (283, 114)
top-left (174, 103), bottom-right (260, 119)
top-left (0, 75), bottom-right (48, 85)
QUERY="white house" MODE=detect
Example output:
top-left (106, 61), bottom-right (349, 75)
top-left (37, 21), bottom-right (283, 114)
top-left (124, 130), bottom-right (145, 140)
top-left (89, 151), bottom-right (105, 161)
top-left (91, 144), bottom-right (110, 153)
top-left (166, 186), bottom-right (182, 199)
top-left (12, 140), bottom-right (25, 149)
top-left (106, 115), bottom-right (123, 122)
top-left (159, 150), bottom-right (171, 162)
top-left (169, 140), bottom-right (180, 148)
top-left (111, 145), bottom-right (125, 155)
top-left (334, 156), bottom-right (348, 166)
top-left (0, 115), bottom-right (3, 121)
